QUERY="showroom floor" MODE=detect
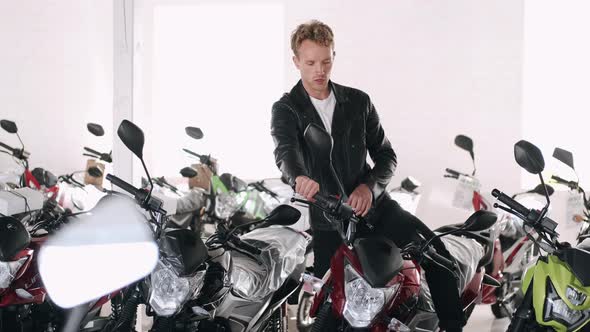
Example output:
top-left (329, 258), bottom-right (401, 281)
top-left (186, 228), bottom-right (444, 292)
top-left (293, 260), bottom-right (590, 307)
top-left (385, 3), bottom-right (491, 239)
top-left (285, 304), bottom-right (511, 331)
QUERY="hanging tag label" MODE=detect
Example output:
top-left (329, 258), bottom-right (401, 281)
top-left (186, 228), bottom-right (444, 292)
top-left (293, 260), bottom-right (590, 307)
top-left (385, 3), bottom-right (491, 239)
top-left (566, 190), bottom-right (584, 228)
top-left (452, 175), bottom-right (481, 211)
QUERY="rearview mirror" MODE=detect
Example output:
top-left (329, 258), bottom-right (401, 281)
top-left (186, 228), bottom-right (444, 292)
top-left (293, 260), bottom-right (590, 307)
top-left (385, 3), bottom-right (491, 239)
top-left (180, 167), bottom-right (198, 178)
top-left (304, 123), bottom-right (333, 166)
top-left (264, 205), bottom-right (301, 227)
top-left (87, 123), bottom-right (105, 137)
top-left (463, 210), bottom-right (497, 232)
top-left (39, 197), bottom-right (158, 308)
top-left (514, 140), bottom-right (545, 174)
top-left (553, 147), bottom-right (574, 170)
top-left (185, 127), bottom-right (204, 140)
top-left (117, 120), bottom-right (145, 159)
top-left (454, 135), bottom-right (474, 161)
top-left (303, 123), bottom-right (347, 198)
top-left (0, 120), bottom-right (18, 134)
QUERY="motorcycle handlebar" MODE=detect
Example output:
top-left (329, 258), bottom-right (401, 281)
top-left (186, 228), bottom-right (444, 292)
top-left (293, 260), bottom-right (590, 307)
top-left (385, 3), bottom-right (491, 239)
top-left (106, 174), bottom-right (141, 197)
top-left (427, 247), bottom-right (455, 271)
top-left (84, 147), bottom-right (102, 156)
top-left (0, 141), bottom-right (29, 159)
top-left (492, 189), bottom-right (530, 217)
top-left (551, 175), bottom-right (578, 190)
top-left (0, 141), bottom-right (14, 152)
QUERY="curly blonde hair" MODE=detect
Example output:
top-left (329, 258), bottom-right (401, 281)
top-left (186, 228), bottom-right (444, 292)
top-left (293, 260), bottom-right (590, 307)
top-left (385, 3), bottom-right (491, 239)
top-left (290, 20), bottom-right (335, 56)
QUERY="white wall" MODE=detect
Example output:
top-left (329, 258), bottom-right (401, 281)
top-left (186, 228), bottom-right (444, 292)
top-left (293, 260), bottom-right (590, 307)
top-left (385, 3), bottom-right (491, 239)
top-left (0, 1), bottom-right (114, 177)
top-left (136, 0), bottom-right (525, 229)
top-left (521, 0), bottom-right (590, 243)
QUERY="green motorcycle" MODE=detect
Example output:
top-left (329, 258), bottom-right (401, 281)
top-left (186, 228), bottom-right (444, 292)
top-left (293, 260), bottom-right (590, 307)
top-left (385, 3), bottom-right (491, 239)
top-left (492, 140), bottom-right (590, 332)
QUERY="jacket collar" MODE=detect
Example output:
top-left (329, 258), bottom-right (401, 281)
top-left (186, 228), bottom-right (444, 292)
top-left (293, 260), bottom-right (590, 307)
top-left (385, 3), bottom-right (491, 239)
top-left (289, 80), bottom-right (349, 107)
top-left (288, 80), bottom-right (351, 135)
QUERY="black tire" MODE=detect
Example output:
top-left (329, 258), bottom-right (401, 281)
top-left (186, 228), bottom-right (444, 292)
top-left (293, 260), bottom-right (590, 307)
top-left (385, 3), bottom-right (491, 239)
top-left (310, 301), bottom-right (338, 332)
top-left (297, 293), bottom-right (314, 332)
top-left (493, 288), bottom-right (524, 319)
top-left (491, 302), bottom-right (509, 319)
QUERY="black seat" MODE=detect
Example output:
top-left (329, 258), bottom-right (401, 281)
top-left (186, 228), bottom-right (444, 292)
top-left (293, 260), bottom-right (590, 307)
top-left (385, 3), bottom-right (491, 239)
top-left (434, 210), bottom-right (497, 268)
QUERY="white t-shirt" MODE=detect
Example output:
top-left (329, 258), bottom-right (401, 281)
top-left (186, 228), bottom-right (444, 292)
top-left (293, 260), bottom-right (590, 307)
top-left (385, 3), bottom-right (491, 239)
top-left (309, 90), bottom-right (336, 134)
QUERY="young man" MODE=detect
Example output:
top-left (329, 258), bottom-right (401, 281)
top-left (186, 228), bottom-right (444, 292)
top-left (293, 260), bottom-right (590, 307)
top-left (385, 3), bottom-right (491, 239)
top-left (270, 20), bottom-right (465, 331)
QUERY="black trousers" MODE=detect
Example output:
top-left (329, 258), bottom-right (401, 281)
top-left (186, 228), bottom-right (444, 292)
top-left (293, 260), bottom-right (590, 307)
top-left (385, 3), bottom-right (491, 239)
top-left (311, 196), bottom-right (465, 330)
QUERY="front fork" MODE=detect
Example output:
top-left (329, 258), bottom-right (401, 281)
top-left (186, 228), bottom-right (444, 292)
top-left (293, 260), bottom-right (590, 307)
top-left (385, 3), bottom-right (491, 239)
top-left (507, 283), bottom-right (534, 332)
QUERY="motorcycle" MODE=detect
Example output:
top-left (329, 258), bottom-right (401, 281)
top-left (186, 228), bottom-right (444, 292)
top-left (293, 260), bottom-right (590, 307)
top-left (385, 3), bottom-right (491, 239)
top-left (296, 176), bottom-right (422, 331)
top-left (0, 120), bottom-right (59, 199)
top-left (493, 140), bottom-right (590, 332)
top-left (182, 126), bottom-right (284, 234)
top-left (95, 120), bottom-right (209, 332)
top-left (102, 120), bottom-right (308, 331)
top-left (446, 134), bottom-right (542, 318)
top-left (295, 124), bottom-right (500, 331)
top-left (547, 147), bottom-right (590, 245)
top-left (491, 184), bottom-right (554, 318)
top-left (190, 201), bottom-right (309, 331)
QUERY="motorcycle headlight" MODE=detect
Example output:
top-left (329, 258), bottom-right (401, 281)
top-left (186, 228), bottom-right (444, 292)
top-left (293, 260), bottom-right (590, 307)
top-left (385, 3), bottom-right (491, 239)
top-left (342, 264), bottom-right (399, 328)
top-left (215, 193), bottom-right (239, 219)
top-left (544, 280), bottom-right (590, 328)
top-left (566, 286), bottom-right (587, 306)
top-left (149, 262), bottom-right (205, 316)
top-left (0, 257), bottom-right (28, 289)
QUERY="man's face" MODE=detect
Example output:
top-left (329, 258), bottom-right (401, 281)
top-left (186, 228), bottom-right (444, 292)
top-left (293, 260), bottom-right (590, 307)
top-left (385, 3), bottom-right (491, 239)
top-left (293, 40), bottom-right (334, 95)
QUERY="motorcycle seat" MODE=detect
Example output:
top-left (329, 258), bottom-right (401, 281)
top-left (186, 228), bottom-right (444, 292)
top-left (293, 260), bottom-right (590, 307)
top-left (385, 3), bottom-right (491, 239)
top-left (434, 210), bottom-right (498, 268)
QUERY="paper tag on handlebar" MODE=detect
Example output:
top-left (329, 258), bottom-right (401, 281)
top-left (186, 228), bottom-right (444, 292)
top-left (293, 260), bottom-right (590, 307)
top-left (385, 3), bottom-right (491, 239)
top-left (84, 159), bottom-right (105, 187)
top-left (452, 175), bottom-right (481, 210)
top-left (567, 190), bottom-right (584, 228)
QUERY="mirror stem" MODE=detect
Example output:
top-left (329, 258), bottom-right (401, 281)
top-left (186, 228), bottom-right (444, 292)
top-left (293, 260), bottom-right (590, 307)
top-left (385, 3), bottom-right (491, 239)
top-left (471, 154), bottom-right (477, 176)
top-left (539, 173), bottom-right (551, 208)
top-left (16, 133), bottom-right (25, 152)
top-left (330, 165), bottom-right (348, 200)
top-left (140, 158), bottom-right (154, 197)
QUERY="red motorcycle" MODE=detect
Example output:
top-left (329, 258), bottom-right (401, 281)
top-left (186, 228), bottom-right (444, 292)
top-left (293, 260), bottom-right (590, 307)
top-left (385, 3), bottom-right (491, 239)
top-left (0, 120), bottom-right (60, 199)
top-left (294, 124), bottom-right (500, 331)
top-left (445, 135), bottom-right (538, 318)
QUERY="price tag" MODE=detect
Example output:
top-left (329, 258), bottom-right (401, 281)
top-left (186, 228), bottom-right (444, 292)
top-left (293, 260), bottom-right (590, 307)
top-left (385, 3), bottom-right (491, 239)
top-left (566, 190), bottom-right (584, 228)
top-left (452, 175), bottom-right (481, 211)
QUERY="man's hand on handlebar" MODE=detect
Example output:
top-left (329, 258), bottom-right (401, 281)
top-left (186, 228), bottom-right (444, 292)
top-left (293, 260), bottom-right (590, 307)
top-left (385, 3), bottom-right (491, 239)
top-left (348, 184), bottom-right (372, 217)
top-left (295, 176), bottom-right (320, 201)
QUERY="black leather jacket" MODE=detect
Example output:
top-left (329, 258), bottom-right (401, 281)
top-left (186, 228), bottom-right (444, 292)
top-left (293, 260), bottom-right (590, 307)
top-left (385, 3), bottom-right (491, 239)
top-left (271, 80), bottom-right (397, 211)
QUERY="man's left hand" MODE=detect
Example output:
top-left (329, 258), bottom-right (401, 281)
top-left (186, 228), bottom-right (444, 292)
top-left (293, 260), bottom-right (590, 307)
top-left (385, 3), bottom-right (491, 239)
top-left (347, 184), bottom-right (373, 217)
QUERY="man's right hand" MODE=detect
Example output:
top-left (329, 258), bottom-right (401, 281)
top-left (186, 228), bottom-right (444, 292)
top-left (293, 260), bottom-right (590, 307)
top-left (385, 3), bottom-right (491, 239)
top-left (295, 176), bottom-right (320, 201)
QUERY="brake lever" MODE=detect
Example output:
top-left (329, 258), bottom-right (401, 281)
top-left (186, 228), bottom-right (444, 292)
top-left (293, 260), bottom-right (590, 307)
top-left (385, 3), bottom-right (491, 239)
top-left (83, 153), bottom-right (100, 159)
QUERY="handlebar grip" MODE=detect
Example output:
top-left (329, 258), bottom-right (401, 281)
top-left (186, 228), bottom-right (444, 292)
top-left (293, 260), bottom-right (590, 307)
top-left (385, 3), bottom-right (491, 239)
top-left (106, 174), bottom-right (140, 197)
top-left (445, 168), bottom-right (461, 177)
top-left (551, 175), bottom-right (576, 189)
top-left (492, 189), bottom-right (530, 216)
top-left (0, 141), bottom-right (14, 152)
top-left (235, 239), bottom-right (262, 255)
top-left (84, 147), bottom-right (103, 155)
top-left (430, 250), bottom-right (455, 270)
top-left (182, 148), bottom-right (201, 158)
